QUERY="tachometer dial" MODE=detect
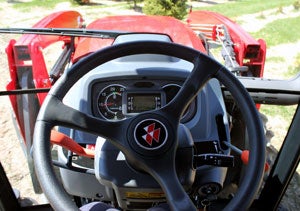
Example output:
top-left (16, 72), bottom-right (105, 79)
top-left (98, 84), bottom-right (125, 120)
top-left (163, 84), bottom-right (196, 122)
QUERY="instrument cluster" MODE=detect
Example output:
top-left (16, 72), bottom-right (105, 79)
top-left (91, 80), bottom-right (196, 123)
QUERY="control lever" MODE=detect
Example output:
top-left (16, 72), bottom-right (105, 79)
top-left (223, 141), bottom-right (270, 172)
top-left (194, 153), bottom-right (234, 167)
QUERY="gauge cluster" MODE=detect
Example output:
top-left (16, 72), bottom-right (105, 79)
top-left (92, 80), bottom-right (196, 122)
top-left (97, 84), bottom-right (125, 120)
top-left (125, 92), bottom-right (163, 114)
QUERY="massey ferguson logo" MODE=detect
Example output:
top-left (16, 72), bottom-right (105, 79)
top-left (134, 119), bottom-right (168, 150)
top-left (142, 123), bottom-right (161, 146)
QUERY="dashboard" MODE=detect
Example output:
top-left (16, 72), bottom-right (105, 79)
top-left (91, 79), bottom-right (196, 123)
top-left (57, 34), bottom-right (234, 209)
top-left (61, 33), bottom-right (228, 145)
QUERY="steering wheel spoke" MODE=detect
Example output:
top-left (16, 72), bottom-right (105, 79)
top-left (142, 154), bottom-right (196, 211)
top-left (164, 56), bottom-right (222, 120)
top-left (39, 95), bottom-right (125, 144)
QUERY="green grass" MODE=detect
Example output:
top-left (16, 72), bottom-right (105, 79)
top-left (195, 0), bottom-right (300, 137)
top-left (260, 105), bottom-right (297, 130)
top-left (286, 53), bottom-right (300, 77)
top-left (194, 0), bottom-right (296, 18)
top-left (286, 66), bottom-right (300, 78)
top-left (261, 105), bottom-right (294, 118)
top-left (11, 0), bottom-right (128, 12)
top-left (266, 56), bottom-right (285, 63)
top-left (13, 0), bottom-right (67, 10)
top-left (251, 16), bottom-right (300, 47)
top-left (73, 1), bottom-right (128, 8)
top-left (261, 53), bottom-right (299, 134)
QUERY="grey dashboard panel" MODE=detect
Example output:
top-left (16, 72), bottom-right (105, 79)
top-left (57, 34), bottom-right (231, 205)
top-left (61, 33), bottom-right (229, 145)
top-left (63, 67), bottom-right (228, 146)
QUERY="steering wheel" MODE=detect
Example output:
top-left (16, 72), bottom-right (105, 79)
top-left (33, 41), bottom-right (265, 211)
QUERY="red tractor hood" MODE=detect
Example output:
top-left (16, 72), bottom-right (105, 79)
top-left (73, 15), bottom-right (206, 62)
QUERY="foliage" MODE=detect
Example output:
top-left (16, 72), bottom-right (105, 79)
top-left (126, 0), bottom-right (143, 9)
top-left (72, 0), bottom-right (90, 5)
top-left (73, 0), bottom-right (83, 5)
top-left (143, 0), bottom-right (188, 20)
top-left (276, 6), bottom-right (284, 14)
top-left (294, 0), bottom-right (300, 10)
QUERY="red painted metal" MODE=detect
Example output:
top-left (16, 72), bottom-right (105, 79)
top-left (11, 10), bottom-right (82, 103)
top-left (4, 10), bottom-right (266, 151)
top-left (51, 130), bottom-right (95, 158)
top-left (5, 39), bottom-right (26, 139)
top-left (16, 10), bottom-right (82, 48)
top-left (187, 11), bottom-right (266, 77)
top-left (73, 15), bottom-right (206, 62)
top-left (5, 11), bottom-right (83, 145)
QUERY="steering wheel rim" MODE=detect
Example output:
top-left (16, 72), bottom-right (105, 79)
top-left (33, 41), bottom-right (265, 211)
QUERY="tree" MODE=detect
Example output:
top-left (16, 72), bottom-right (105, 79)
top-left (143, 0), bottom-right (188, 20)
top-left (127, 0), bottom-right (143, 10)
top-left (73, 0), bottom-right (90, 5)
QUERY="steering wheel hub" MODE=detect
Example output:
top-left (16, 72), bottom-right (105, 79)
top-left (134, 118), bottom-right (168, 150)
top-left (127, 114), bottom-right (175, 157)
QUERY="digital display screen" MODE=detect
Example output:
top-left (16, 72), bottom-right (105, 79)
top-left (127, 93), bottom-right (161, 113)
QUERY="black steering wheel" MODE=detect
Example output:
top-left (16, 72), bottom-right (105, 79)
top-left (33, 41), bottom-right (265, 211)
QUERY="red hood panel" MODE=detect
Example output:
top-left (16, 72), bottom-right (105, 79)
top-left (73, 15), bottom-right (205, 62)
